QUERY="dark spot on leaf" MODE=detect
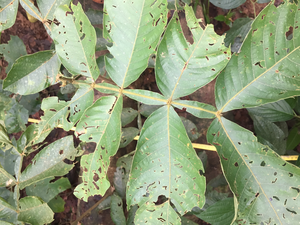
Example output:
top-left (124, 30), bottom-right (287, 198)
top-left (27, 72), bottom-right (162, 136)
top-left (286, 26), bottom-right (293, 40)
top-left (249, 161), bottom-right (253, 164)
top-left (255, 61), bottom-right (264, 68)
top-left (292, 187), bottom-right (300, 193)
top-left (234, 162), bottom-right (238, 167)
top-left (199, 170), bottom-right (204, 176)
top-left (213, 142), bottom-right (220, 146)
top-left (238, 142), bottom-right (241, 145)
top-left (273, 196), bottom-right (280, 201)
top-left (205, 56), bottom-right (209, 61)
top-left (262, 14), bottom-right (266, 19)
top-left (93, 173), bottom-right (99, 182)
top-left (252, 28), bottom-right (258, 34)
top-left (283, 163), bottom-right (287, 166)
top-left (66, 11), bottom-right (73, 16)
top-left (212, 133), bottom-right (216, 136)
top-left (59, 150), bottom-right (63, 155)
top-left (260, 161), bottom-right (266, 166)
top-left (289, 173), bottom-right (293, 177)
top-left (272, 178), bottom-right (277, 183)
top-left (255, 192), bottom-right (259, 197)
top-left (286, 208), bottom-right (297, 214)
top-left (222, 155), bottom-right (228, 161)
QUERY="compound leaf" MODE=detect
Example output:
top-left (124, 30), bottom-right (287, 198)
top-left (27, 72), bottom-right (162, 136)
top-left (3, 50), bottom-right (60, 95)
top-left (103, 0), bottom-right (168, 88)
top-left (19, 136), bottom-right (77, 189)
top-left (207, 117), bottom-right (300, 224)
top-left (127, 105), bottom-right (205, 224)
top-left (74, 95), bottom-right (122, 200)
top-left (216, 2), bottom-right (300, 112)
top-left (52, 2), bottom-right (99, 81)
top-left (156, 5), bottom-right (230, 100)
top-left (0, 0), bottom-right (18, 32)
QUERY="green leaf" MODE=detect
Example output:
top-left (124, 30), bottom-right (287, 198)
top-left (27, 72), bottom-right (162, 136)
top-left (18, 93), bottom-right (41, 115)
top-left (38, 83), bottom-right (94, 136)
top-left (127, 106), bottom-right (205, 224)
top-left (0, 35), bottom-right (27, 73)
top-left (198, 198), bottom-right (235, 225)
top-left (95, 27), bottom-right (111, 51)
top-left (286, 126), bottom-right (300, 150)
top-left (18, 196), bottom-right (54, 225)
top-left (0, 121), bottom-right (14, 152)
top-left (0, 197), bottom-right (18, 224)
top-left (124, 89), bottom-right (167, 105)
top-left (207, 117), bottom-right (300, 224)
top-left (85, 8), bottom-right (103, 25)
top-left (114, 155), bottom-right (133, 198)
top-left (172, 100), bottom-right (217, 119)
top-left (210, 0), bottom-right (246, 9)
top-left (216, 2), bottom-right (300, 112)
top-left (156, 6), bottom-right (230, 100)
top-left (74, 96), bottom-right (122, 200)
top-left (5, 101), bottom-right (28, 134)
top-left (26, 177), bottom-right (71, 203)
top-left (0, 0), bottom-right (18, 32)
top-left (224, 18), bottom-right (252, 52)
top-left (249, 114), bottom-right (288, 155)
top-left (103, 0), bottom-right (168, 88)
top-left (139, 104), bottom-right (162, 117)
top-left (19, 136), bottom-right (77, 189)
top-left (37, 0), bottom-right (71, 20)
top-left (119, 127), bottom-right (139, 148)
top-left (247, 100), bottom-right (294, 122)
top-left (180, 117), bottom-right (200, 142)
top-left (3, 50), bottom-right (60, 95)
top-left (20, 0), bottom-right (43, 21)
top-left (0, 166), bottom-right (16, 188)
top-left (167, 0), bottom-right (191, 10)
top-left (121, 108), bottom-right (138, 126)
top-left (110, 193), bottom-right (126, 225)
top-left (47, 196), bottom-right (65, 213)
top-left (52, 2), bottom-right (100, 80)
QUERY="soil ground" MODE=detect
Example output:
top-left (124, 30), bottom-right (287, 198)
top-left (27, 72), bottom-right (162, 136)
top-left (0, 1), bottom-right (284, 224)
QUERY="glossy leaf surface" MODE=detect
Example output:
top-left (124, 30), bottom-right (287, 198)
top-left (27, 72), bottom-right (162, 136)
top-left (216, 2), bottom-right (300, 112)
top-left (74, 96), bottom-right (122, 200)
top-left (103, 0), bottom-right (168, 88)
top-left (3, 50), bottom-right (60, 95)
top-left (156, 6), bottom-right (230, 100)
top-left (207, 117), bottom-right (300, 224)
top-left (52, 3), bottom-right (99, 80)
top-left (127, 106), bottom-right (205, 224)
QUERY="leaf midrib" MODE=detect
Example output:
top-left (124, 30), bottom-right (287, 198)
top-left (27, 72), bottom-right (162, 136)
top-left (220, 44), bottom-right (300, 113)
top-left (169, 16), bottom-right (207, 100)
top-left (120, 0), bottom-right (145, 89)
top-left (219, 117), bottom-right (282, 224)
